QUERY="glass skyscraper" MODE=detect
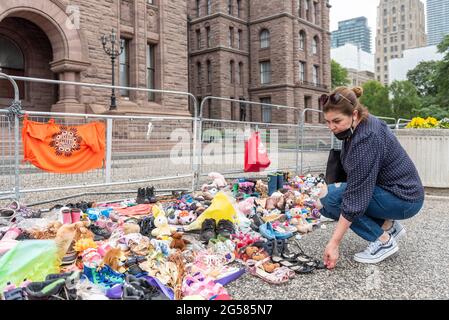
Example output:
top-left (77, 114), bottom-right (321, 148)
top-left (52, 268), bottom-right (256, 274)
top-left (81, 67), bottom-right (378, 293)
top-left (331, 17), bottom-right (372, 53)
top-left (427, 0), bottom-right (449, 46)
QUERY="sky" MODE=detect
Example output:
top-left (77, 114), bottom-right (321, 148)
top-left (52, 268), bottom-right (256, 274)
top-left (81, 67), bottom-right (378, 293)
top-left (329, 0), bottom-right (427, 50)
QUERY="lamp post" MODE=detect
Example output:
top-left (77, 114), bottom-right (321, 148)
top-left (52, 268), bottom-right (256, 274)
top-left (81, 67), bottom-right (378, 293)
top-left (101, 29), bottom-right (124, 111)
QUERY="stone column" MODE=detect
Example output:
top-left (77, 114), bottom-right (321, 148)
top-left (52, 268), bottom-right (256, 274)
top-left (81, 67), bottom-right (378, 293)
top-left (50, 59), bottom-right (90, 113)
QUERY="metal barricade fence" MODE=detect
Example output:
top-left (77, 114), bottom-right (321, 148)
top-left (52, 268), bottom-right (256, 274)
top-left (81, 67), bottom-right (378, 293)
top-left (396, 118), bottom-right (412, 129)
top-left (298, 108), bottom-right (334, 175)
top-left (0, 73), bottom-right (198, 202)
top-left (197, 97), bottom-right (300, 188)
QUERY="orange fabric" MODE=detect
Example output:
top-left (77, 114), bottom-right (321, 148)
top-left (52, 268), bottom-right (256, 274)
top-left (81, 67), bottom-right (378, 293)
top-left (114, 204), bottom-right (153, 216)
top-left (22, 116), bottom-right (106, 173)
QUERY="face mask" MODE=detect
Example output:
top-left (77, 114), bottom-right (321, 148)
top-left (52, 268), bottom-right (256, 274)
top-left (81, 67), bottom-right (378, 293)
top-left (334, 118), bottom-right (355, 141)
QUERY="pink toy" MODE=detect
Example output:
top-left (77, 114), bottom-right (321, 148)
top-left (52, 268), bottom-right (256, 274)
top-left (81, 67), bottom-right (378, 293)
top-left (237, 198), bottom-right (256, 216)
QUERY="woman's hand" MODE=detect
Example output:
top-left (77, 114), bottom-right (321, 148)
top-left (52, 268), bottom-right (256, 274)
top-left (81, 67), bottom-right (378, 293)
top-left (323, 241), bottom-right (339, 270)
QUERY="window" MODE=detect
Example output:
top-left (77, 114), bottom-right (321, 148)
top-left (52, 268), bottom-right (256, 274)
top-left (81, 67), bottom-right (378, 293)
top-left (197, 62), bottom-right (202, 85)
top-left (237, 29), bottom-right (242, 49)
top-left (305, 0), bottom-right (310, 20)
top-left (392, 7), bottom-right (396, 14)
top-left (207, 0), bottom-right (211, 15)
top-left (377, 58), bottom-right (380, 63)
top-left (384, 65), bottom-right (388, 71)
top-left (313, 65), bottom-right (319, 85)
top-left (206, 26), bottom-right (211, 47)
top-left (401, 5), bottom-right (405, 12)
top-left (228, 0), bottom-right (233, 15)
top-left (261, 97), bottom-right (272, 123)
top-left (230, 96), bottom-right (237, 120)
top-left (312, 36), bottom-right (318, 54)
top-left (237, 0), bottom-right (242, 17)
top-left (0, 36), bottom-right (25, 99)
top-left (299, 31), bottom-right (305, 50)
top-left (401, 44), bottom-right (405, 50)
top-left (238, 62), bottom-right (243, 84)
top-left (384, 47), bottom-right (387, 53)
top-left (313, 1), bottom-right (318, 24)
top-left (230, 60), bottom-right (235, 83)
top-left (238, 98), bottom-right (247, 121)
top-left (260, 29), bottom-right (270, 48)
top-left (304, 96), bottom-right (312, 123)
top-left (401, 34), bottom-right (405, 41)
top-left (207, 60), bottom-right (212, 84)
top-left (393, 26), bottom-right (396, 32)
top-left (196, 29), bottom-right (202, 50)
top-left (260, 61), bottom-right (271, 84)
top-left (383, 8), bottom-right (387, 16)
top-left (299, 61), bottom-right (306, 82)
top-left (119, 38), bottom-right (130, 97)
top-left (147, 44), bottom-right (155, 101)
top-left (229, 27), bottom-right (234, 47)
top-left (383, 38), bottom-right (387, 44)
top-left (298, 0), bottom-right (302, 17)
top-left (196, 0), bottom-right (200, 17)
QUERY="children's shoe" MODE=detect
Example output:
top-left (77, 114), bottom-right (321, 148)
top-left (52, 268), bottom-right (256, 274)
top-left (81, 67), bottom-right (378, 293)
top-left (216, 219), bottom-right (235, 239)
top-left (277, 172), bottom-right (285, 190)
top-left (71, 208), bottom-right (82, 223)
top-left (61, 208), bottom-right (72, 224)
top-left (267, 174), bottom-right (277, 196)
top-left (200, 219), bottom-right (217, 243)
top-left (25, 279), bottom-right (66, 300)
top-left (136, 188), bottom-right (147, 205)
top-left (3, 287), bottom-right (26, 300)
top-left (353, 236), bottom-right (399, 264)
top-left (387, 221), bottom-right (406, 241)
top-left (145, 186), bottom-right (157, 204)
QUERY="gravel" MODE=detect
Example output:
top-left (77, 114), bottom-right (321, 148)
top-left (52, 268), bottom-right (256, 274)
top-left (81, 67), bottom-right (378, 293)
top-left (226, 197), bottom-right (449, 300)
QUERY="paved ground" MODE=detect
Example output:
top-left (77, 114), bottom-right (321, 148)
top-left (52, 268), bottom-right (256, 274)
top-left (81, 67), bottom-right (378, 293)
top-left (226, 197), bottom-right (449, 300)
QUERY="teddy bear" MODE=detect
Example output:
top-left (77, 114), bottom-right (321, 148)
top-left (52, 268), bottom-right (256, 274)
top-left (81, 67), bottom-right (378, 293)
top-left (169, 231), bottom-right (191, 251)
top-left (262, 261), bottom-right (281, 273)
top-left (100, 247), bottom-right (127, 273)
top-left (151, 205), bottom-right (176, 239)
top-left (255, 180), bottom-right (268, 198)
top-left (283, 191), bottom-right (297, 211)
top-left (123, 223), bottom-right (141, 235)
top-left (201, 172), bottom-right (228, 193)
top-left (265, 192), bottom-right (286, 211)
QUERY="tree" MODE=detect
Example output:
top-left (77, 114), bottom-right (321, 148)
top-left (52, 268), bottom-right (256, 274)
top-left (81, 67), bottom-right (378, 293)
top-left (406, 60), bottom-right (439, 97)
top-left (413, 104), bottom-right (449, 119)
top-left (436, 34), bottom-right (449, 108)
top-left (331, 59), bottom-right (350, 89)
top-left (360, 80), bottom-right (392, 117)
top-left (389, 80), bottom-right (421, 120)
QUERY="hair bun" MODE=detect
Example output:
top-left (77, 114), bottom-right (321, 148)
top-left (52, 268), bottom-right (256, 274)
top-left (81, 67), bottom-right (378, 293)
top-left (352, 87), bottom-right (363, 98)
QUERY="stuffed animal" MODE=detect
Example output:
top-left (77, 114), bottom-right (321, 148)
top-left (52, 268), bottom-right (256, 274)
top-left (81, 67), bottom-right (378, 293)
top-left (74, 238), bottom-right (98, 252)
top-left (283, 191), bottom-right (297, 211)
top-left (262, 261), bottom-right (280, 273)
top-left (255, 180), bottom-right (268, 198)
top-left (123, 223), bottom-right (141, 235)
top-left (54, 221), bottom-right (92, 260)
top-left (151, 205), bottom-right (176, 239)
top-left (238, 197), bottom-right (256, 216)
top-left (315, 183), bottom-right (328, 210)
top-left (100, 248), bottom-right (127, 273)
top-left (209, 172), bottom-right (227, 188)
top-left (265, 192), bottom-right (286, 211)
top-left (169, 231), bottom-right (190, 251)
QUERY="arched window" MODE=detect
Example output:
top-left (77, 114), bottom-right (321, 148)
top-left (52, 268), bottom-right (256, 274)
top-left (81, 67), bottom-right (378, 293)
top-left (0, 36), bottom-right (25, 99)
top-left (299, 30), bottom-right (306, 50)
top-left (312, 36), bottom-right (319, 54)
top-left (260, 29), bottom-right (270, 49)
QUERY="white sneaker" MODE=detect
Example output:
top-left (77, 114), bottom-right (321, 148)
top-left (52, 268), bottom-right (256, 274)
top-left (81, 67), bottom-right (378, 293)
top-left (353, 236), bottom-right (399, 264)
top-left (387, 220), bottom-right (406, 240)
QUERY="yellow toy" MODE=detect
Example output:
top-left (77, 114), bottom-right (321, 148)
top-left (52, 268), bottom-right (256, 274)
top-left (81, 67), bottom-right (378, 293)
top-left (74, 238), bottom-right (98, 253)
top-left (151, 205), bottom-right (176, 239)
top-left (184, 192), bottom-right (238, 232)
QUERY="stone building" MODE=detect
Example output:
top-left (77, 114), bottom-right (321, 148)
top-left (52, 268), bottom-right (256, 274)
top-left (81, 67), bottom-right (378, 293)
top-left (188, 0), bottom-right (331, 124)
top-left (0, 0), bottom-right (189, 116)
top-left (0, 0), bottom-right (331, 123)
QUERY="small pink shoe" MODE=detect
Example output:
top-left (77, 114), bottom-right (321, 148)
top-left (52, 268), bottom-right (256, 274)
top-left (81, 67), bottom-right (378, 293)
top-left (71, 208), bottom-right (81, 223)
top-left (61, 208), bottom-right (72, 224)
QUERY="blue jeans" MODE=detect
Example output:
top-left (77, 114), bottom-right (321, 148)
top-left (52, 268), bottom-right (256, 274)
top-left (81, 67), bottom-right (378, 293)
top-left (320, 183), bottom-right (424, 242)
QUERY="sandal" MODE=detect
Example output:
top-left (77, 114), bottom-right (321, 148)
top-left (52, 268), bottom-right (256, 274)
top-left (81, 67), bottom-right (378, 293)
top-left (246, 258), bottom-right (295, 285)
top-left (292, 239), bottom-right (326, 270)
